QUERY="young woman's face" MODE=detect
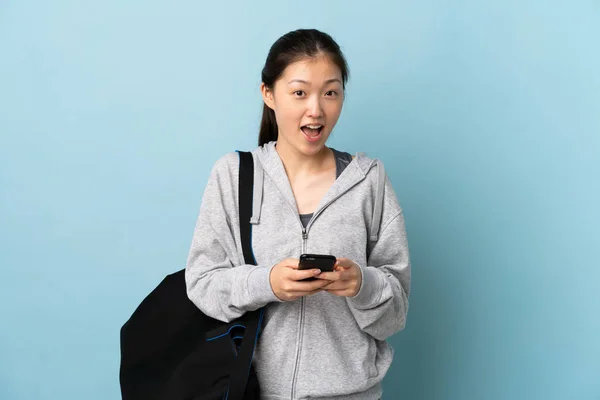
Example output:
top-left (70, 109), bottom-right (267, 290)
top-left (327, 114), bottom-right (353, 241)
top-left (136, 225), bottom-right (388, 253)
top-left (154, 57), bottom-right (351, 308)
top-left (262, 55), bottom-right (344, 156)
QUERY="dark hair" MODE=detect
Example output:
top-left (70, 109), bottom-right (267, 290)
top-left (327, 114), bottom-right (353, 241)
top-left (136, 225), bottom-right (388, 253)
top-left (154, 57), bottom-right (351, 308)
top-left (259, 29), bottom-right (350, 147)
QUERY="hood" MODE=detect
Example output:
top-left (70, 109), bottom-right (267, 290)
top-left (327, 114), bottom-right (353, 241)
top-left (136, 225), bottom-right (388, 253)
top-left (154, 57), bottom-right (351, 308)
top-left (246, 141), bottom-right (387, 241)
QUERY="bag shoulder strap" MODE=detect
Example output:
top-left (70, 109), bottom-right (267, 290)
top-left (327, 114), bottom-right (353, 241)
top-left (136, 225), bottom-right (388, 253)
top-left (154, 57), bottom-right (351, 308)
top-left (237, 151), bottom-right (257, 266)
top-left (227, 150), bottom-right (263, 400)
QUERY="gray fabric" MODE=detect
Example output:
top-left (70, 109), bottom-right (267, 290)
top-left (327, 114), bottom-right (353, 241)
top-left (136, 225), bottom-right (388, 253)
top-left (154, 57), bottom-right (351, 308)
top-left (299, 148), bottom-right (353, 228)
top-left (185, 141), bottom-right (410, 400)
top-left (369, 160), bottom-right (386, 241)
top-left (250, 154), bottom-right (264, 224)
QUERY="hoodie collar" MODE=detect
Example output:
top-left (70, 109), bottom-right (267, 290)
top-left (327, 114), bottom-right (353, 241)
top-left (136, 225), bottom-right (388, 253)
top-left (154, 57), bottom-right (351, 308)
top-left (252, 141), bottom-right (377, 224)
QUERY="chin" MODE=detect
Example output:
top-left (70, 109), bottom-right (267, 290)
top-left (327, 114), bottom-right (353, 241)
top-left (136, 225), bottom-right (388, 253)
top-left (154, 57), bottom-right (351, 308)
top-left (300, 141), bottom-right (329, 156)
top-left (301, 133), bottom-right (330, 152)
top-left (278, 131), bottom-right (330, 156)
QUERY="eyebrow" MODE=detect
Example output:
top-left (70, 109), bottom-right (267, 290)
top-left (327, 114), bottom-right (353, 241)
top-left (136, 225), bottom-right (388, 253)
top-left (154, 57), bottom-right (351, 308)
top-left (288, 78), bottom-right (342, 85)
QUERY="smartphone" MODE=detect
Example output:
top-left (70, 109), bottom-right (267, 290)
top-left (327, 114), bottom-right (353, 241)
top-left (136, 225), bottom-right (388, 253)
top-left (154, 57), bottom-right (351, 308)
top-left (298, 254), bottom-right (336, 281)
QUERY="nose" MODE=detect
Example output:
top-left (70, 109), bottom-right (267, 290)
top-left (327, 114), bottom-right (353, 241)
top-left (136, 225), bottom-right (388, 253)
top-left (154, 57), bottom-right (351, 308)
top-left (306, 95), bottom-right (324, 119)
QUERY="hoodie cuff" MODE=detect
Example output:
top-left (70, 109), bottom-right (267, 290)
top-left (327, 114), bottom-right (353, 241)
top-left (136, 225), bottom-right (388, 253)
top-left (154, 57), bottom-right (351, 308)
top-left (247, 264), bottom-right (283, 306)
top-left (348, 266), bottom-right (384, 309)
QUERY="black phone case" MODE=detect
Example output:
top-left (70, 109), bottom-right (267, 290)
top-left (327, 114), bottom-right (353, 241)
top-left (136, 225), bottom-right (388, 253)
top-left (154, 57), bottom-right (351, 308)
top-left (298, 254), bottom-right (336, 280)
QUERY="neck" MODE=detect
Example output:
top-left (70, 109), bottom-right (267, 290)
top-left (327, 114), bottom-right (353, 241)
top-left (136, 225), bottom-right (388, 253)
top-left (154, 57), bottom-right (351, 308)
top-left (274, 138), bottom-right (332, 180)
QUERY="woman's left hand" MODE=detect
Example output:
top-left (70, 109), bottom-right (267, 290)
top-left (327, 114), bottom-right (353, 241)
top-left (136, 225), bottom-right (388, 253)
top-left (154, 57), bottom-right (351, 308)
top-left (315, 258), bottom-right (363, 297)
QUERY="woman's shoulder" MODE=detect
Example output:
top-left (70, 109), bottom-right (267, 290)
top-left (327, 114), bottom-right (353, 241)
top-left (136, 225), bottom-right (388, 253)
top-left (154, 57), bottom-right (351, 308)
top-left (210, 142), bottom-right (274, 176)
top-left (211, 150), bottom-right (251, 171)
top-left (204, 152), bottom-right (244, 188)
top-left (343, 149), bottom-right (384, 175)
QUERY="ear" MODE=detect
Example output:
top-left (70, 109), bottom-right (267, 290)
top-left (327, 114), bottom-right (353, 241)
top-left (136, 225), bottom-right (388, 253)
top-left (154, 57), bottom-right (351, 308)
top-left (261, 82), bottom-right (275, 111)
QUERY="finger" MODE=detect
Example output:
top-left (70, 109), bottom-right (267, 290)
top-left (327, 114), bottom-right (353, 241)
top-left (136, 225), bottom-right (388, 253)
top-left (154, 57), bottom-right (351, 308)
top-left (288, 278), bottom-right (331, 292)
top-left (290, 268), bottom-right (322, 281)
top-left (314, 271), bottom-right (341, 281)
top-left (324, 289), bottom-right (351, 297)
top-left (322, 281), bottom-right (348, 291)
top-left (335, 258), bottom-right (353, 268)
top-left (326, 269), bottom-right (353, 281)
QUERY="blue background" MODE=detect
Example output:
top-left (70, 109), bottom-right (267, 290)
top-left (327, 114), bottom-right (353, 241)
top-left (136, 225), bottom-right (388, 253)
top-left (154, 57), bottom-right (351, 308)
top-left (1, 1), bottom-right (599, 399)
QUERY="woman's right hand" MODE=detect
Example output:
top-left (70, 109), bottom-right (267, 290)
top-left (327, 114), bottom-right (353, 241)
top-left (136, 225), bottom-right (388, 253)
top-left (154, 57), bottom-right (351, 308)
top-left (269, 258), bottom-right (331, 301)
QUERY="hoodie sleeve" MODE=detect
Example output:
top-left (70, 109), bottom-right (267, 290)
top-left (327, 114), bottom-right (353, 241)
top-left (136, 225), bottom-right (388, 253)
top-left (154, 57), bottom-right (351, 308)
top-left (346, 181), bottom-right (411, 341)
top-left (185, 154), bottom-right (281, 323)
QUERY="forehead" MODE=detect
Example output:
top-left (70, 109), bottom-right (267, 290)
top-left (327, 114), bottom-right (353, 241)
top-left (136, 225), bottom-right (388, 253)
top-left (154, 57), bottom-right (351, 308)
top-left (280, 56), bottom-right (342, 84)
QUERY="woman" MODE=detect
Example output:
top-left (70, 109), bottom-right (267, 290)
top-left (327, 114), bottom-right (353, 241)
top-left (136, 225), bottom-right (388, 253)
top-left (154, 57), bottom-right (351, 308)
top-left (185, 29), bottom-right (410, 400)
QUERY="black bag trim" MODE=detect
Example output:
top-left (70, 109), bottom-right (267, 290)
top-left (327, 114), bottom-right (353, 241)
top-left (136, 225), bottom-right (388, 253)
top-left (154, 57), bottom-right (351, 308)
top-left (206, 324), bottom-right (247, 342)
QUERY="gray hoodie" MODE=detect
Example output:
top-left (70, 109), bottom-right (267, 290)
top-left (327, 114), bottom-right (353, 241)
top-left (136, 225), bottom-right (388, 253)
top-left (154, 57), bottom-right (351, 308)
top-left (185, 141), bottom-right (411, 400)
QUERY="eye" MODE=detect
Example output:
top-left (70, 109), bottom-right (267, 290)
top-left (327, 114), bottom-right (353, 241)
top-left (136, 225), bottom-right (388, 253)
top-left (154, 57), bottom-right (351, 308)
top-left (293, 90), bottom-right (305, 97)
top-left (325, 90), bottom-right (338, 97)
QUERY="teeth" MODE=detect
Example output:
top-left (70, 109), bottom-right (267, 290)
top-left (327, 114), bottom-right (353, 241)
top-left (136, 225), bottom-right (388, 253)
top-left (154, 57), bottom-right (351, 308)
top-left (305, 125), bottom-right (322, 129)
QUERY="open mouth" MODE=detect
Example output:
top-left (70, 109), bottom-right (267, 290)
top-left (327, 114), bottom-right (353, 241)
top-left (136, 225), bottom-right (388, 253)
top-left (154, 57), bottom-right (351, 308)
top-left (301, 124), bottom-right (324, 142)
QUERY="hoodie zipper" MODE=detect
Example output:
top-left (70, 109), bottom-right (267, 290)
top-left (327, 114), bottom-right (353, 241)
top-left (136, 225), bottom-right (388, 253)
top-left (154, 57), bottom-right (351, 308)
top-left (290, 195), bottom-right (347, 399)
top-left (273, 157), bottom-right (370, 398)
top-left (291, 225), bottom-right (307, 399)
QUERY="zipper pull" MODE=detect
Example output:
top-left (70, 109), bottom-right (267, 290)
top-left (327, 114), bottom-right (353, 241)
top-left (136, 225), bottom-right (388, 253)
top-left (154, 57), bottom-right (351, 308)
top-left (302, 228), bottom-right (308, 240)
